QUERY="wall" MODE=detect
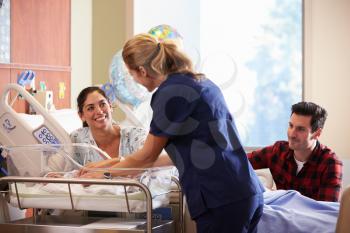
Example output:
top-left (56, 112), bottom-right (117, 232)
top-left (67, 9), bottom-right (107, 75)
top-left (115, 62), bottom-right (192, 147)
top-left (92, 0), bottom-right (131, 86)
top-left (0, 0), bottom-right (71, 112)
top-left (91, 0), bottom-right (132, 122)
top-left (71, 0), bottom-right (92, 109)
top-left (304, 0), bottom-right (350, 158)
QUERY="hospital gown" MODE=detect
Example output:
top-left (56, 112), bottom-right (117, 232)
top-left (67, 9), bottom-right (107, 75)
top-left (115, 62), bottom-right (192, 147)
top-left (70, 126), bottom-right (147, 165)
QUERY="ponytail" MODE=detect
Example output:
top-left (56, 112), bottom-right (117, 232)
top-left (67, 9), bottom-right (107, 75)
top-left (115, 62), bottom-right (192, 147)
top-left (122, 33), bottom-right (203, 80)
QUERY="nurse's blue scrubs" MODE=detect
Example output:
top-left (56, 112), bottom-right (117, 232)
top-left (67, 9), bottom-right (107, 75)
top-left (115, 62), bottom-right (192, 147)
top-left (150, 73), bottom-right (264, 233)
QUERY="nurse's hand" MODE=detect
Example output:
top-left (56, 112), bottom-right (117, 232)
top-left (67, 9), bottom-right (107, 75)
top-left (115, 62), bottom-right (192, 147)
top-left (45, 172), bottom-right (64, 178)
top-left (78, 157), bottom-right (121, 176)
top-left (78, 171), bottom-right (104, 179)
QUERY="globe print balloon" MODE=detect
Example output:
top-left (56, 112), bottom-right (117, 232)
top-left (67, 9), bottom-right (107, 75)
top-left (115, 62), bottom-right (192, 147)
top-left (107, 25), bottom-right (182, 108)
top-left (108, 50), bottom-right (149, 107)
top-left (148, 24), bottom-right (183, 48)
top-left (148, 24), bottom-right (201, 70)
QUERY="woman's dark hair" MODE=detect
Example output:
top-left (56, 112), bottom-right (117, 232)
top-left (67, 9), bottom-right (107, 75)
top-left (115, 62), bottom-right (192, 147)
top-left (77, 86), bottom-right (109, 127)
top-left (291, 101), bottom-right (328, 132)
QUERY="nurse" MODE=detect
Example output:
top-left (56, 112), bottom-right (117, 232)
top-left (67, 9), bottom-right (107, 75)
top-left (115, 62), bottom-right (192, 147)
top-left (81, 33), bottom-right (264, 233)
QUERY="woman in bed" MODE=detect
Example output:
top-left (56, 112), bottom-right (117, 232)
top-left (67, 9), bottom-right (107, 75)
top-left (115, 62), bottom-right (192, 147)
top-left (70, 86), bottom-right (170, 167)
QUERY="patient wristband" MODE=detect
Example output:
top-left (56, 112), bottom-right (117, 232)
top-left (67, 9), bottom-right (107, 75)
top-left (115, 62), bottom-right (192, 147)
top-left (104, 172), bottom-right (112, 179)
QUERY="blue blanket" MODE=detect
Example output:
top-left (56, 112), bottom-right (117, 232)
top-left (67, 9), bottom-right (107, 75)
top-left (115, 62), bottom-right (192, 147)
top-left (258, 190), bottom-right (339, 233)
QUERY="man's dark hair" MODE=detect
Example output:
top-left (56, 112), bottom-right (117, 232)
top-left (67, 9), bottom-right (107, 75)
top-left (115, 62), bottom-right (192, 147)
top-left (291, 101), bottom-right (328, 132)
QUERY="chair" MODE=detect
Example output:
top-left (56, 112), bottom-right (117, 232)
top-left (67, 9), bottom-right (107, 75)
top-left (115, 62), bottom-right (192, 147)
top-left (336, 186), bottom-right (350, 233)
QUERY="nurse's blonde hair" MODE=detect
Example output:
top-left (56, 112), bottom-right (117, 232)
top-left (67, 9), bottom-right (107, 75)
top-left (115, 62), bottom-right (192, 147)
top-left (122, 33), bottom-right (203, 80)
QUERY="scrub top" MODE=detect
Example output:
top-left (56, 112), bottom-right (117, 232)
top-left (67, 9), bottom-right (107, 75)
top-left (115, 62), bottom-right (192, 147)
top-left (150, 73), bottom-right (264, 218)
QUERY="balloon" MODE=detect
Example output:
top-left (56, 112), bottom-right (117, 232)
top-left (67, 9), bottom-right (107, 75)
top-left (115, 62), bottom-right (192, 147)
top-left (107, 25), bottom-right (182, 108)
top-left (148, 24), bottom-right (183, 48)
top-left (101, 82), bottom-right (116, 103)
top-left (17, 70), bottom-right (35, 87)
top-left (148, 24), bottom-right (201, 70)
top-left (108, 50), bottom-right (149, 107)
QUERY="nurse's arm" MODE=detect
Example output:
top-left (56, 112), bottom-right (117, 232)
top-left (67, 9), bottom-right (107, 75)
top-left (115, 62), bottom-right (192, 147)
top-left (152, 153), bottom-right (173, 167)
top-left (109, 133), bottom-right (169, 175)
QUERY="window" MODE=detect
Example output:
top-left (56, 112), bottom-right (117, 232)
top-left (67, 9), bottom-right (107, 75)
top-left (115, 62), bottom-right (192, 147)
top-left (134, 0), bottom-right (302, 146)
top-left (0, 0), bottom-right (10, 63)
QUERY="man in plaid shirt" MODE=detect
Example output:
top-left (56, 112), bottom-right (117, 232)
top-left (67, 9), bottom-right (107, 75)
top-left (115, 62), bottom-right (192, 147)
top-left (247, 102), bottom-right (343, 202)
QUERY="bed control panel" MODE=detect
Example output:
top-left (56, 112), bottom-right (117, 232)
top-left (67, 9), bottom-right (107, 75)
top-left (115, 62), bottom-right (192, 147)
top-left (33, 125), bottom-right (60, 144)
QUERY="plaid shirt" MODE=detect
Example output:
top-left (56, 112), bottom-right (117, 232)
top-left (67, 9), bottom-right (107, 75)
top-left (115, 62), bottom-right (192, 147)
top-left (247, 141), bottom-right (343, 202)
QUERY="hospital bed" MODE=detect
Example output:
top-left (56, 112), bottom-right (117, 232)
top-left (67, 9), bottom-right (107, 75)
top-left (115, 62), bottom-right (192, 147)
top-left (0, 83), bottom-right (80, 224)
top-left (0, 84), bottom-right (184, 232)
top-left (0, 143), bottom-right (183, 233)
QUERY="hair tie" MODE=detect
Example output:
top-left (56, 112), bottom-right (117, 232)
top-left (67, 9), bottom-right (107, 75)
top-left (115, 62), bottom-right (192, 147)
top-left (145, 42), bottom-right (161, 65)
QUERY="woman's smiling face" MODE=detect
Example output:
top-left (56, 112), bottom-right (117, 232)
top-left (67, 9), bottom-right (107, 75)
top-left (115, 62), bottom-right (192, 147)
top-left (79, 91), bottom-right (112, 129)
